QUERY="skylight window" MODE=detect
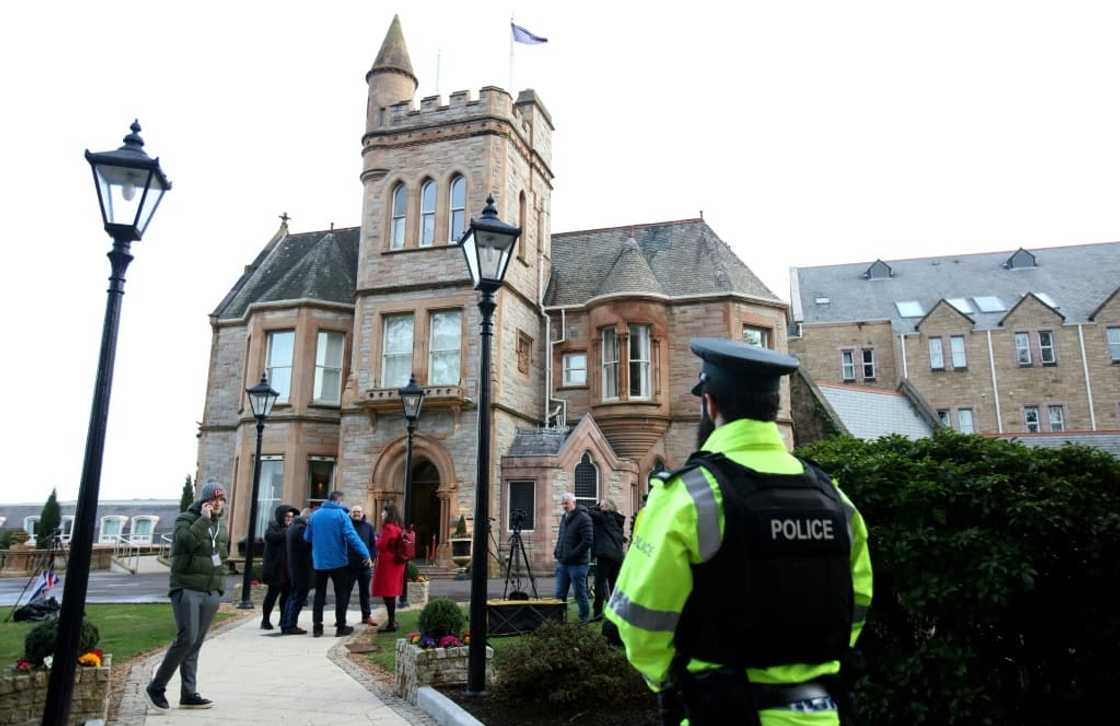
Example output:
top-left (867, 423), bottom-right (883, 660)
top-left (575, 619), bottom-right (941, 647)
top-left (815, 296), bottom-right (831, 305)
top-left (1035, 292), bottom-right (1059, 309)
top-left (973, 296), bottom-right (1007, 313)
top-left (895, 301), bottom-right (924, 318)
top-left (947, 297), bottom-right (974, 314)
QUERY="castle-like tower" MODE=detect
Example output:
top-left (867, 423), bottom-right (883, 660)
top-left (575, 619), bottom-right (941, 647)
top-left (337, 17), bottom-right (555, 560)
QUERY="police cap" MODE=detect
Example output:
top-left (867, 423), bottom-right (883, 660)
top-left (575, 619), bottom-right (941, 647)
top-left (689, 337), bottom-right (799, 396)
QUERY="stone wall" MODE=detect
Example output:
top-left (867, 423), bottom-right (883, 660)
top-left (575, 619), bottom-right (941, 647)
top-left (394, 640), bottom-right (492, 705)
top-left (788, 320), bottom-right (899, 392)
top-left (0, 656), bottom-right (111, 725)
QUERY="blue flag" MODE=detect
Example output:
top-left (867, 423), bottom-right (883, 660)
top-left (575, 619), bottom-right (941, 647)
top-left (511, 22), bottom-right (547, 45)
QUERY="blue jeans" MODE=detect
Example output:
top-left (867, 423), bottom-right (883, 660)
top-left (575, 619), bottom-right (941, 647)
top-left (281, 586), bottom-right (308, 631)
top-left (554, 562), bottom-right (590, 622)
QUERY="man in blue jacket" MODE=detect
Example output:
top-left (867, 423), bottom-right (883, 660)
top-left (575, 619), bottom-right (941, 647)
top-left (304, 491), bottom-right (371, 637)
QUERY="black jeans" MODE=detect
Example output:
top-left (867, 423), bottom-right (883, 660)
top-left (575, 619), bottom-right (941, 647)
top-left (593, 557), bottom-right (621, 616)
top-left (261, 583), bottom-right (290, 624)
top-left (281, 586), bottom-right (308, 631)
top-left (350, 565), bottom-right (372, 620)
top-left (312, 568), bottom-right (354, 629)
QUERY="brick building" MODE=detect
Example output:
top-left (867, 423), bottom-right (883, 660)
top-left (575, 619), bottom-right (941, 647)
top-left (194, 17), bottom-right (788, 571)
top-left (789, 242), bottom-right (1120, 444)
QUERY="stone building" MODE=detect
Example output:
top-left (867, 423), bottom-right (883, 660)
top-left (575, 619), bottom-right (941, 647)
top-left (789, 242), bottom-right (1120, 444)
top-left (194, 17), bottom-right (789, 572)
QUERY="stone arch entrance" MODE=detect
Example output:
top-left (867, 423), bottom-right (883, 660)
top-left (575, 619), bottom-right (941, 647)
top-left (369, 434), bottom-right (459, 565)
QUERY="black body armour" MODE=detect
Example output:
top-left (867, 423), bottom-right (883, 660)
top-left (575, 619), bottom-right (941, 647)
top-left (673, 452), bottom-right (854, 669)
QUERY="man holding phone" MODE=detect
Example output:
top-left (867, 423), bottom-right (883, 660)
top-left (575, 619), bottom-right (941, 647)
top-left (145, 479), bottom-right (230, 713)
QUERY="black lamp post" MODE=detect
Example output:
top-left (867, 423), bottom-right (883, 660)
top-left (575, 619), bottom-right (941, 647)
top-left (458, 195), bottom-right (520, 694)
top-left (238, 374), bottom-right (280, 609)
top-left (43, 121), bottom-right (170, 726)
top-left (397, 374), bottom-right (426, 607)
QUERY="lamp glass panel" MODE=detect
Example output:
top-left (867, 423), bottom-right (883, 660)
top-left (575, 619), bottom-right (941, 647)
top-left (94, 164), bottom-right (153, 228)
top-left (461, 230), bottom-right (481, 287)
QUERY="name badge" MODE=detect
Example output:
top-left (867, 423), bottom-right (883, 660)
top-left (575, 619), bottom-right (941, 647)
top-left (211, 553), bottom-right (222, 567)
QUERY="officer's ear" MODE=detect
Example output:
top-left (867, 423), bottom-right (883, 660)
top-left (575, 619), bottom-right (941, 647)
top-left (702, 392), bottom-right (720, 423)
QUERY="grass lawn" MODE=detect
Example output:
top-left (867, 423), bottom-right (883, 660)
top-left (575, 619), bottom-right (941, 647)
top-left (0, 604), bottom-right (238, 666)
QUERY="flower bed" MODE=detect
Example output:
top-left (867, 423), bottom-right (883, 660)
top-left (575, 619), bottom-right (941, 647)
top-left (0, 654), bottom-right (112, 725)
top-left (394, 639), bottom-right (490, 704)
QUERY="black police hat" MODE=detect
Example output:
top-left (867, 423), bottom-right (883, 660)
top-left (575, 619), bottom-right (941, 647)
top-left (689, 337), bottom-right (799, 396)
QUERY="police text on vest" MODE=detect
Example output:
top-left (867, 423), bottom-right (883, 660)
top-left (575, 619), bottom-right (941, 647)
top-left (770, 518), bottom-right (834, 541)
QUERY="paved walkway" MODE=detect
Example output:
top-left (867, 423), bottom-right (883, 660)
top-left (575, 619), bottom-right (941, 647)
top-left (140, 607), bottom-right (416, 725)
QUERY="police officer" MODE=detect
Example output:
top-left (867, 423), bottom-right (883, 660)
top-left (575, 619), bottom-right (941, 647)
top-left (605, 338), bottom-right (872, 726)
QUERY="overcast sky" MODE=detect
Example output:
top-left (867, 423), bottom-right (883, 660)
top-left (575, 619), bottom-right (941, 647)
top-left (3, 0), bottom-right (1120, 504)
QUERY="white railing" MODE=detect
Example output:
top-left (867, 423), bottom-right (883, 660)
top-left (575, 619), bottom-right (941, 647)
top-left (159, 534), bottom-right (173, 562)
top-left (112, 535), bottom-right (145, 573)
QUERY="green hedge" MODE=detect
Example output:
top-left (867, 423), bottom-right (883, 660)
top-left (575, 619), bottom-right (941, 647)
top-left (797, 431), bottom-right (1120, 725)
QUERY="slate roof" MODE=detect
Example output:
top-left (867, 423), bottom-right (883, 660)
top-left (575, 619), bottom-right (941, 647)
top-left (547, 219), bottom-right (782, 307)
top-left (0, 500), bottom-right (181, 538)
top-left (213, 227), bottom-right (359, 320)
top-left (370, 15), bottom-right (416, 84)
top-left (792, 241), bottom-right (1120, 334)
top-left (507, 427), bottom-right (572, 457)
top-left (816, 384), bottom-right (934, 441)
top-left (992, 432), bottom-right (1120, 459)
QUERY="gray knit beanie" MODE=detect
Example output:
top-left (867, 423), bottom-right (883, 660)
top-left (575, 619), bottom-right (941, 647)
top-left (198, 479), bottom-right (227, 503)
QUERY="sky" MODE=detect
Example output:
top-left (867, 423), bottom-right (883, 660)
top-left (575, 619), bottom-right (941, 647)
top-left (3, 0), bottom-right (1120, 504)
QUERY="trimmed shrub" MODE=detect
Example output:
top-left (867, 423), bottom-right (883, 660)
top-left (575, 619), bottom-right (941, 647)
top-left (417, 598), bottom-right (464, 640)
top-left (797, 431), bottom-right (1120, 725)
top-left (25, 618), bottom-right (100, 666)
top-left (406, 560), bottom-right (421, 582)
top-left (494, 621), bottom-right (646, 705)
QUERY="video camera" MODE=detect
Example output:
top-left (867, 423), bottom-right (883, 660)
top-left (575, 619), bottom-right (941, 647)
top-left (510, 508), bottom-right (528, 532)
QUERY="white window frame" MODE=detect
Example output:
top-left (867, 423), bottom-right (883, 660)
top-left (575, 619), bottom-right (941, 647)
top-left (381, 314), bottom-right (414, 389)
top-left (1038, 330), bottom-right (1057, 365)
top-left (1048, 405), bottom-right (1065, 433)
top-left (602, 329), bottom-right (620, 400)
top-left (950, 335), bottom-right (967, 369)
top-left (506, 480), bottom-right (536, 533)
top-left (895, 301), bottom-right (924, 318)
top-left (419, 180), bottom-right (436, 247)
top-left (390, 183), bottom-right (407, 249)
top-left (841, 350), bottom-right (856, 382)
top-left (266, 330), bottom-right (295, 404)
top-left (313, 331), bottom-right (345, 405)
top-left (1014, 332), bottom-right (1032, 366)
top-left (60, 515), bottom-right (75, 543)
top-left (743, 326), bottom-right (771, 348)
top-left (129, 515), bottom-right (159, 545)
top-left (562, 352), bottom-right (587, 386)
top-left (974, 296), bottom-right (1007, 313)
top-left (573, 452), bottom-right (599, 509)
top-left (628, 324), bottom-right (652, 400)
top-left (1024, 406), bottom-right (1041, 433)
top-left (24, 516), bottom-right (40, 544)
top-left (937, 409), bottom-right (951, 427)
top-left (1108, 327), bottom-right (1120, 362)
top-left (255, 456), bottom-right (284, 538)
top-left (861, 348), bottom-right (876, 380)
top-left (449, 175), bottom-right (466, 242)
top-left (958, 408), bottom-right (975, 434)
top-left (99, 515), bottom-right (128, 544)
top-left (929, 338), bottom-right (944, 370)
top-left (428, 310), bottom-right (462, 386)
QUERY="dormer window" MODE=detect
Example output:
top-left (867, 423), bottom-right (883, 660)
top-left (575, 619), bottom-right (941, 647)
top-left (1004, 248), bottom-right (1037, 269)
top-left (895, 301), bottom-right (924, 318)
top-left (863, 259), bottom-right (893, 279)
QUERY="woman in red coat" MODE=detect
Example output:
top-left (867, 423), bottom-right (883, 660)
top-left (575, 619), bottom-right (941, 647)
top-left (371, 502), bottom-right (406, 632)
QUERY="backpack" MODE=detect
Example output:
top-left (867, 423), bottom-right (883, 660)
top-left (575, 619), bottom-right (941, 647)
top-left (395, 526), bottom-right (416, 562)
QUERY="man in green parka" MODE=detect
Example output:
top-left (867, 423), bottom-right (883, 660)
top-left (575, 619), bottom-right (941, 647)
top-left (145, 479), bottom-right (230, 713)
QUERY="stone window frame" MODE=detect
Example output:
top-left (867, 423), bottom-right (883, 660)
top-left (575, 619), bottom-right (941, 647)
top-left (380, 312), bottom-right (416, 389)
top-left (573, 451), bottom-right (599, 508)
top-left (308, 456), bottom-right (335, 508)
top-left (936, 409), bottom-right (951, 427)
top-left (253, 456), bottom-right (284, 538)
top-left (1107, 326), bottom-right (1120, 363)
top-left (516, 330), bottom-right (533, 376)
top-left (311, 327), bottom-right (348, 407)
top-left (1014, 332), bottom-right (1033, 367)
top-left (628, 323), bottom-right (653, 400)
top-left (428, 308), bottom-right (464, 386)
top-left (601, 327), bottom-right (621, 400)
top-left (957, 408), bottom-right (975, 434)
top-left (1038, 330), bottom-right (1058, 366)
top-left (561, 351), bottom-right (588, 388)
top-left (448, 174), bottom-right (467, 243)
top-left (418, 178), bottom-right (437, 248)
top-left (950, 335), bottom-right (968, 370)
top-left (506, 480), bottom-right (536, 533)
top-left (389, 181), bottom-right (408, 250)
top-left (516, 190), bottom-right (528, 264)
top-left (265, 329), bottom-right (297, 406)
top-left (928, 337), bottom-right (945, 371)
top-left (1023, 405), bottom-right (1041, 433)
top-left (1047, 404), bottom-right (1066, 433)
top-left (743, 324), bottom-right (772, 349)
top-left (840, 349), bottom-right (856, 382)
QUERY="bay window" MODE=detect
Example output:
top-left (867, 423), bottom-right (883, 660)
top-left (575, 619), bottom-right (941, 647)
top-left (381, 314), bottom-right (414, 388)
top-left (629, 324), bottom-right (652, 399)
top-left (313, 331), bottom-right (345, 404)
top-left (266, 330), bottom-right (295, 404)
top-left (602, 329), bottom-right (620, 399)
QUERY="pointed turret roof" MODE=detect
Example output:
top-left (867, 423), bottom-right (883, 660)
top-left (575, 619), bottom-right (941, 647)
top-left (594, 236), bottom-right (665, 297)
top-left (370, 15), bottom-right (417, 84)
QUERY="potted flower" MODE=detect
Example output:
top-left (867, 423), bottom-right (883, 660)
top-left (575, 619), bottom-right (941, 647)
top-left (449, 515), bottom-right (472, 575)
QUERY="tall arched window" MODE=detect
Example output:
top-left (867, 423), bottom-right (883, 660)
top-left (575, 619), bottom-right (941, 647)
top-left (517, 191), bottom-right (528, 261)
top-left (574, 452), bottom-right (599, 508)
top-left (390, 183), bottom-right (407, 250)
top-left (449, 175), bottom-right (466, 241)
top-left (420, 180), bottom-right (436, 247)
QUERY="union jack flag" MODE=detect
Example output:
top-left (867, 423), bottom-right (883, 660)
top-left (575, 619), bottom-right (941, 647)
top-left (29, 565), bottom-right (58, 602)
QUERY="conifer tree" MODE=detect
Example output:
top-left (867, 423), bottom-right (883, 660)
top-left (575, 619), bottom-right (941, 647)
top-left (37, 489), bottom-right (62, 546)
top-left (179, 474), bottom-right (194, 512)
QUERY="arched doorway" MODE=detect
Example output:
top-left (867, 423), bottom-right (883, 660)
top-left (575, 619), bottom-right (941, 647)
top-left (410, 460), bottom-right (441, 563)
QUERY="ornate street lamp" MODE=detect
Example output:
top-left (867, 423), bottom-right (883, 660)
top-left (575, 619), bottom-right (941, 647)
top-left (238, 374), bottom-right (280, 609)
top-left (397, 374), bottom-right (426, 607)
top-left (43, 121), bottom-right (170, 726)
top-left (458, 195), bottom-right (520, 694)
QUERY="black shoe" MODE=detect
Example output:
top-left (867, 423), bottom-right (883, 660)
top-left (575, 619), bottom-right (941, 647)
top-left (335, 625), bottom-right (354, 637)
top-left (379, 622), bottom-right (398, 633)
top-left (179, 693), bottom-right (213, 709)
top-left (313, 626), bottom-right (324, 638)
top-left (260, 620), bottom-right (273, 630)
top-left (144, 684), bottom-right (169, 713)
top-left (281, 626), bottom-right (307, 635)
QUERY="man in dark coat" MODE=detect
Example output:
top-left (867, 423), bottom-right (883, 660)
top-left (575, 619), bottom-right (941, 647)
top-left (348, 505), bottom-right (378, 626)
top-left (589, 499), bottom-right (626, 621)
top-left (280, 508), bottom-right (313, 635)
top-left (260, 504), bottom-right (298, 630)
top-left (553, 492), bottom-right (594, 623)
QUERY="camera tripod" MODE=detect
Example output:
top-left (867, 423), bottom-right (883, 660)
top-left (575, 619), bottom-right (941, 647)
top-left (502, 510), bottom-right (538, 600)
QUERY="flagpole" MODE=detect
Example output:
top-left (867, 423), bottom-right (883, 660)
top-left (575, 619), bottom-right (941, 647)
top-left (509, 14), bottom-right (515, 92)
